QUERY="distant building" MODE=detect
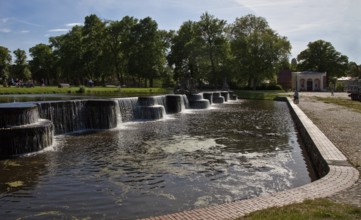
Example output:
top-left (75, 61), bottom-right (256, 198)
top-left (278, 70), bottom-right (327, 91)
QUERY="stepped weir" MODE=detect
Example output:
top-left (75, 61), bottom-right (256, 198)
top-left (0, 92), bottom-right (236, 157)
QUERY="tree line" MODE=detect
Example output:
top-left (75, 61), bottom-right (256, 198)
top-left (0, 13), bottom-right (359, 90)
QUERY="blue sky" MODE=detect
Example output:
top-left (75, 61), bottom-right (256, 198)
top-left (1, 0), bottom-right (360, 63)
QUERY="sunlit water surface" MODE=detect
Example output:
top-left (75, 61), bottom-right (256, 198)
top-left (0, 100), bottom-right (314, 219)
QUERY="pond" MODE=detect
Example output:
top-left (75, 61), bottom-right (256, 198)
top-left (0, 100), bottom-right (315, 219)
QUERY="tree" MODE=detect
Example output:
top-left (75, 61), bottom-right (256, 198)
top-left (290, 58), bottom-right (298, 71)
top-left (29, 43), bottom-right (54, 84)
top-left (127, 17), bottom-right (167, 87)
top-left (104, 16), bottom-right (138, 85)
top-left (168, 20), bottom-right (203, 86)
top-left (0, 46), bottom-right (12, 86)
top-left (347, 62), bottom-right (361, 78)
top-left (297, 40), bottom-right (349, 82)
top-left (50, 25), bottom-right (84, 85)
top-left (228, 14), bottom-right (291, 89)
top-left (12, 49), bottom-right (31, 81)
top-left (82, 14), bottom-right (106, 83)
top-left (196, 12), bottom-right (229, 87)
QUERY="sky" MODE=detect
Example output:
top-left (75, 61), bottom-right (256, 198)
top-left (1, 0), bottom-right (360, 63)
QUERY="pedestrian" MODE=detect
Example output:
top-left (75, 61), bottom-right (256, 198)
top-left (293, 89), bottom-right (299, 104)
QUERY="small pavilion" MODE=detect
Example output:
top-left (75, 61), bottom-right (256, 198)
top-left (278, 70), bottom-right (327, 91)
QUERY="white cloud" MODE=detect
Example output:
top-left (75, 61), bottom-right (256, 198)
top-left (48, 28), bottom-right (69, 32)
top-left (1, 18), bottom-right (10, 23)
top-left (0, 28), bottom-right (11, 33)
top-left (66, 23), bottom-right (82, 27)
top-left (20, 30), bottom-right (30, 33)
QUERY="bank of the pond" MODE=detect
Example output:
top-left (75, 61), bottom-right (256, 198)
top-left (240, 92), bottom-right (361, 219)
top-left (235, 90), bottom-right (285, 100)
top-left (0, 86), bottom-right (170, 96)
top-left (143, 94), bottom-right (359, 220)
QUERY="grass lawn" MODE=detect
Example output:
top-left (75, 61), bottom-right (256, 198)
top-left (240, 199), bottom-right (361, 220)
top-left (0, 86), bottom-right (170, 96)
top-left (235, 90), bottom-right (287, 100)
top-left (316, 96), bottom-right (361, 113)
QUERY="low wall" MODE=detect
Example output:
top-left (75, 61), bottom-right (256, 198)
top-left (282, 97), bottom-right (329, 178)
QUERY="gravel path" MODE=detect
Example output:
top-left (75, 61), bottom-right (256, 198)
top-left (296, 92), bottom-right (361, 207)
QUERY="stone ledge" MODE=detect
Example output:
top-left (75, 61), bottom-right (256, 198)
top-left (143, 98), bottom-right (359, 220)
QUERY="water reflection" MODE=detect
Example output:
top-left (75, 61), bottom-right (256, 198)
top-left (0, 100), bottom-right (314, 219)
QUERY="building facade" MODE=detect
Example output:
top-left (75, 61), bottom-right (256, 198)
top-left (278, 70), bottom-right (327, 91)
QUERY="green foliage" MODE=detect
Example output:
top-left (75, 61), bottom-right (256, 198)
top-left (316, 96), bottom-right (361, 113)
top-left (348, 62), bottom-right (361, 78)
top-left (0, 46), bottom-right (12, 85)
top-left (240, 199), bottom-right (361, 220)
top-left (235, 90), bottom-right (285, 100)
top-left (0, 86), bottom-right (169, 96)
top-left (11, 13), bottom-right (353, 91)
top-left (76, 86), bottom-right (86, 93)
top-left (228, 14), bottom-right (291, 89)
top-left (29, 43), bottom-right (54, 84)
top-left (12, 49), bottom-right (32, 81)
top-left (297, 40), bottom-right (349, 80)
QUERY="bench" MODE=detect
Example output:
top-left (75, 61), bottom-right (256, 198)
top-left (58, 83), bottom-right (71, 88)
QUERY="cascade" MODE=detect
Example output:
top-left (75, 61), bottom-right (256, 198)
top-left (0, 103), bottom-right (39, 127)
top-left (37, 100), bottom-right (86, 134)
top-left (84, 100), bottom-right (118, 130)
top-left (182, 94), bottom-right (190, 109)
top-left (202, 92), bottom-right (213, 105)
top-left (213, 92), bottom-right (225, 103)
top-left (221, 91), bottom-right (230, 102)
top-left (37, 100), bottom-right (119, 134)
top-left (135, 97), bottom-right (166, 120)
top-left (0, 103), bottom-right (54, 157)
top-left (0, 91), bottom-right (231, 156)
top-left (229, 91), bottom-right (238, 100)
top-left (165, 95), bottom-right (185, 113)
top-left (187, 93), bottom-right (210, 109)
top-left (117, 97), bottom-right (139, 122)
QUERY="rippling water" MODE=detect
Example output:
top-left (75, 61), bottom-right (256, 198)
top-left (0, 100), bottom-right (314, 219)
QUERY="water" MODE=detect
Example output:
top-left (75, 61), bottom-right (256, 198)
top-left (0, 100), bottom-right (314, 219)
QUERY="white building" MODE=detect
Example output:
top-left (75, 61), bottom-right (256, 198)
top-left (292, 71), bottom-right (327, 91)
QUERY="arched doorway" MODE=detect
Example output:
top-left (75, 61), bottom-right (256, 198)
top-left (300, 79), bottom-right (305, 91)
top-left (307, 79), bottom-right (313, 91)
top-left (314, 79), bottom-right (320, 91)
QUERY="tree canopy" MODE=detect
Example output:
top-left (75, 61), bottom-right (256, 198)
top-left (1, 13), bottom-right (357, 90)
top-left (297, 40), bottom-right (349, 81)
top-left (228, 14), bottom-right (291, 89)
top-left (0, 46), bottom-right (12, 85)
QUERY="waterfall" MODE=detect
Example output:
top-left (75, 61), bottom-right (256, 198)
top-left (114, 100), bottom-right (122, 126)
top-left (0, 103), bottom-right (39, 128)
top-left (37, 100), bottom-right (87, 134)
top-left (0, 104), bottom-right (54, 157)
top-left (187, 93), bottom-right (210, 109)
top-left (165, 95), bottom-right (185, 113)
top-left (0, 92), bottom-right (225, 156)
top-left (135, 96), bottom-right (166, 120)
top-left (117, 97), bottom-right (139, 122)
top-left (221, 92), bottom-right (230, 102)
top-left (84, 100), bottom-right (118, 130)
top-left (37, 100), bottom-right (119, 134)
top-left (182, 95), bottom-right (190, 109)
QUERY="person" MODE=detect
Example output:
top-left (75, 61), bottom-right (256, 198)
top-left (293, 89), bottom-right (299, 104)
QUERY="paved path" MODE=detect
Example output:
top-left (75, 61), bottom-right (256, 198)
top-left (297, 92), bottom-right (361, 207)
top-left (143, 94), bottom-right (360, 219)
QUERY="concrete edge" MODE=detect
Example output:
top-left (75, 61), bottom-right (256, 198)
top-left (143, 98), bottom-right (360, 220)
